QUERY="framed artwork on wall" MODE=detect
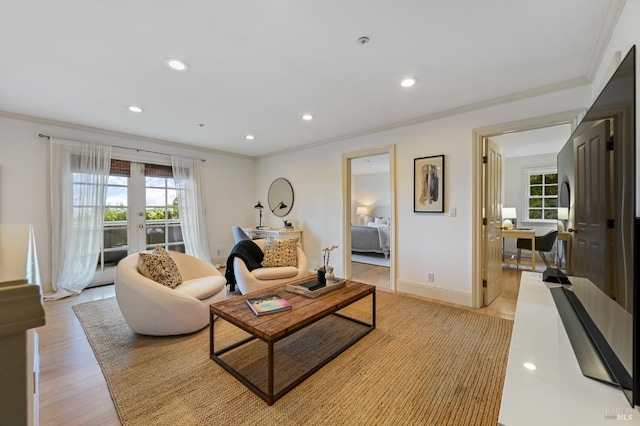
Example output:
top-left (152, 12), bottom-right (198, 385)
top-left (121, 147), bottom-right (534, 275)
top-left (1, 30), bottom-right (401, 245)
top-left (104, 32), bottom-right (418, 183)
top-left (414, 155), bottom-right (445, 213)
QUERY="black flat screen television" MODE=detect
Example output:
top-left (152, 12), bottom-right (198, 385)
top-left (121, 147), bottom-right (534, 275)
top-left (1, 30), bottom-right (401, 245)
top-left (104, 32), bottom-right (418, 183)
top-left (554, 45), bottom-right (637, 405)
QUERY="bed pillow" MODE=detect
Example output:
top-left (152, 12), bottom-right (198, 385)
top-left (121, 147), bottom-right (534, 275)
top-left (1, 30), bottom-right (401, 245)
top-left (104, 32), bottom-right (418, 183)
top-left (262, 238), bottom-right (299, 268)
top-left (368, 222), bottom-right (384, 228)
top-left (137, 246), bottom-right (183, 288)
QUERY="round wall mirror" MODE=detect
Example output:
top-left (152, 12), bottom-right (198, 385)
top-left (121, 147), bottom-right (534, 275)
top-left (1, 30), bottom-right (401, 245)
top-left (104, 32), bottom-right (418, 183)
top-left (268, 178), bottom-right (294, 217)
top-left (559, 181), bottom-right (570, 207)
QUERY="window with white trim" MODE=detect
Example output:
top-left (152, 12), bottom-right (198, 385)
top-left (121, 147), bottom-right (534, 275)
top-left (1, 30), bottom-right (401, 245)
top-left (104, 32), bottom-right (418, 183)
top-left (526, 170), bottom-right (558, 221)
top-left (98, 160), bottom-right (184, 271)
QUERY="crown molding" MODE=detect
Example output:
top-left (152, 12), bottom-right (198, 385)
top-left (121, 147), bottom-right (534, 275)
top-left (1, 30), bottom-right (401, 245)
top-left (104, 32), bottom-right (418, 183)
top-left (584, 0), bottom-right (626, 82)
top-left (258, 76), bottom-right (589, 160)
top-left (0, 110), bottom-right (254, 161)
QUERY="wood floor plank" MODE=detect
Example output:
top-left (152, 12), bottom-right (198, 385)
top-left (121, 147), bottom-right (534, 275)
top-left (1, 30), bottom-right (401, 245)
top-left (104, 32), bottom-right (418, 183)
top-left (38, 285), bottom-right (120, 426)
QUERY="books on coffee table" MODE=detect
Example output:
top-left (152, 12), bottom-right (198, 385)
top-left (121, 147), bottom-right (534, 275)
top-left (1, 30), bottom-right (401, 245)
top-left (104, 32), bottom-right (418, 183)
top-left (246, 294), bottom-right (292, 316)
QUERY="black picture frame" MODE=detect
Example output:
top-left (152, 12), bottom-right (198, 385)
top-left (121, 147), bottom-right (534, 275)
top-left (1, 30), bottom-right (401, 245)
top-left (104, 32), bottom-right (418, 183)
top-left (414, 155), bottom-right (445, 213)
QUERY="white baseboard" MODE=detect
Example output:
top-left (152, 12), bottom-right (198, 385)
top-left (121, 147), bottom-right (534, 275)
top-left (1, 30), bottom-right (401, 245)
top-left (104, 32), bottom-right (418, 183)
top-left (396, 279), bottom-right (472, 307)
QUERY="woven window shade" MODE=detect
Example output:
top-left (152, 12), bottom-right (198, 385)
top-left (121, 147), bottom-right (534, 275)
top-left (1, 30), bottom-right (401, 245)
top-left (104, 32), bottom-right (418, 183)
top-left (110, 159), bottom-right (131, 177)
top-left (73, 158), bottom-right (173, 178)
top-left (144, 163), bottom-right (173, 178)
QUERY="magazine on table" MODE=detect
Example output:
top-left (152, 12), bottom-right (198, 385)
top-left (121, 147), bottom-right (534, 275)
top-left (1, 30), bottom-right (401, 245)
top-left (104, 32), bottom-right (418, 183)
top-left (246, 294), bottom-right (292, 316)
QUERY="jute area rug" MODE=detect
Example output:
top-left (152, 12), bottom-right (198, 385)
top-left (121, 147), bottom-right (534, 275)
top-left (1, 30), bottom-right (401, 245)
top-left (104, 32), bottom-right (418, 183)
top-left (73, 291), bottom-right (513, 426)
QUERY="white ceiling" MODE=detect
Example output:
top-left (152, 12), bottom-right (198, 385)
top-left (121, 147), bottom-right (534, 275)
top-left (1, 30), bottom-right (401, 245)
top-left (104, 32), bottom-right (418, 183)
top-left (0, 1), bottom-right (621, 158)
top-left (351, 154), bottom-right (390, 176)
top-left (491, 123), bottom-right (572, 158)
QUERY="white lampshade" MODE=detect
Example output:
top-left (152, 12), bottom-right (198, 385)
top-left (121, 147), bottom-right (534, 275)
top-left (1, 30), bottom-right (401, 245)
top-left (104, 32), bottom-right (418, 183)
top-left (502, 207), bottom-right (517, 219)
top-left (557, 207), bottom-right (569, 220)
top-left (356, 207), bottom-right (368, 216)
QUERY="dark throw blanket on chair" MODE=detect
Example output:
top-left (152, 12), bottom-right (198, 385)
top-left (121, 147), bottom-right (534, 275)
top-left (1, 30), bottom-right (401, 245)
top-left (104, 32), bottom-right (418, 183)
top-left (225, 239), bottom-right (264, 292)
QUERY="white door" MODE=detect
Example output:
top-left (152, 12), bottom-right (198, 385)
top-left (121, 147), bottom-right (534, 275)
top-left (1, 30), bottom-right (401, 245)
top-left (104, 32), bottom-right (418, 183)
top-left (571, 120), bottom-right (610, 292)
top-left (128, 162), bottom-right (183, 254)
top-left (483, 138), bottom-right (504, 305)
top-left (94, 160), bottom-right (184, 285)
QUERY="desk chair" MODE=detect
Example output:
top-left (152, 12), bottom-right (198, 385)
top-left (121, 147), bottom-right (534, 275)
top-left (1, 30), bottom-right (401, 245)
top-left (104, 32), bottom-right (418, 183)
top-left (517, 230), bottom-right (558, 268)
top-left (232, 226), bottom-right (251, 243)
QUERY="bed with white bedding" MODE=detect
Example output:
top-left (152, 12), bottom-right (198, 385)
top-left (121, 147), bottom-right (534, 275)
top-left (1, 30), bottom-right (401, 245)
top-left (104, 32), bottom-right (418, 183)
top-left (351, 221), bottom-right (390, 258)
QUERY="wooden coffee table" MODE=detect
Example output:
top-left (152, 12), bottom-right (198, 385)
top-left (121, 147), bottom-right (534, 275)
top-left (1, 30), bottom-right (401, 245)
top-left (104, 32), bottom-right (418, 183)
top-left (209, 279), bottom-right (375, 405)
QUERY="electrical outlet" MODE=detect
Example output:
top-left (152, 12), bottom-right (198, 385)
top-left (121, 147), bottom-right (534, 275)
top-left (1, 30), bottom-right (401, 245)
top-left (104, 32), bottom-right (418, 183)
top-left (216, 249), bottom-right (221, 256)
top-left (428, 272), bottom-right (435, 282)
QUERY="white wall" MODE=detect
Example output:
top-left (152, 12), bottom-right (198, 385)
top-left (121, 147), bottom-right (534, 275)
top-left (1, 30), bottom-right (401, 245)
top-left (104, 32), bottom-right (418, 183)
top-left (351, 172), bottom-right (390, 224)
top-left (256, 85), bottom-right (592, 305)
top-left (590, 0), bottom-right (640, 215)
top-left (0, 114), bottom-right (257, 293)
top-left (3, 1), bottom-right (637, 302)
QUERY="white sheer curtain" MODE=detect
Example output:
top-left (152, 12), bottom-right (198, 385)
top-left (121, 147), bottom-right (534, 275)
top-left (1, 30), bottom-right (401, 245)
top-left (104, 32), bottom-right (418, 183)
top-left (171, 155), bottom-right (212, 262)
top-left (45, 138), bottom-right (111, 300)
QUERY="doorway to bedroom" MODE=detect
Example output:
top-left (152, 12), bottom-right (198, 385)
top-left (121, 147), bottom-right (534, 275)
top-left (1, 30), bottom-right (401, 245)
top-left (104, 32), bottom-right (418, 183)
top-left (343, 146), bottom-right (396, 290)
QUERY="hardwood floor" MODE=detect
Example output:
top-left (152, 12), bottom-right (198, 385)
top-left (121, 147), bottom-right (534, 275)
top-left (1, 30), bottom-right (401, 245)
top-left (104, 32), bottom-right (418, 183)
top-left (477, 266), bottom-right (522, 320)
top-left (350, 260), bottom-right (522, 320)
top-left (351, 260), bottom-right (391, 289)
top-left (38, 267), bottom-right (521, 425)
top-left (38, 285), bottom-right (120, 426)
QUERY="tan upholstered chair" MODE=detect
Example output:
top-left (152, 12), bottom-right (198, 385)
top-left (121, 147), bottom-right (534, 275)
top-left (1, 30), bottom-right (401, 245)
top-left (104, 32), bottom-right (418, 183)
top-left (115, 251), bottom-right (227, 336)
top-left (233, 239), bottom-right (309, 294)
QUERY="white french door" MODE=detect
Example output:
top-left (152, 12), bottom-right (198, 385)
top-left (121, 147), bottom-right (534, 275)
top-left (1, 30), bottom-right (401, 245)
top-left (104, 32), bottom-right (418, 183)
top-left (92, 160), bottom-right (183, 285)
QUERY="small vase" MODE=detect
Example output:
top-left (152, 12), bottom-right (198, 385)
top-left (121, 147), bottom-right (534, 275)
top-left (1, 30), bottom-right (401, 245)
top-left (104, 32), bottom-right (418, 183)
top-left (317, 268), bottom-right (326, 285)
top-left (325, 266), bottom-right (335, 284)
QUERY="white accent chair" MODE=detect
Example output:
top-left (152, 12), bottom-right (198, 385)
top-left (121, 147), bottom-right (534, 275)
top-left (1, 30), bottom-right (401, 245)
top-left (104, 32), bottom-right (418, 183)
top-left (233, 239), bottom-right (309, 294)
top-left (115, 251), bottom-right (227, 336)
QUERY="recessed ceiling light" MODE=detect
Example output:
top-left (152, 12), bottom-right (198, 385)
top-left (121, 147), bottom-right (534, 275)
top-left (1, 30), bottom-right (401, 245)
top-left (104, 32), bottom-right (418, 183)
top-left (302, 114), bottom-right (314, 121)
top-left (165, 58), bottom-right (189, 71)
top-left (400, 77), bottom-right (418, 88)
top-left (523, 362), bottom-right (537, 371)
top-left (245, 134), bottom-right (255, 140)
top-left (127, 105), bottom-right (144, 113)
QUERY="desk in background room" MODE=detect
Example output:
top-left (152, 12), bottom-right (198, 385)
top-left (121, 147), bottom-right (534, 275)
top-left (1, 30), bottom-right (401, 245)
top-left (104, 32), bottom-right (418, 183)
top-left (502, 228), bottom-right (535, 270)
top-left (242, 228), bottom-right (303, 247)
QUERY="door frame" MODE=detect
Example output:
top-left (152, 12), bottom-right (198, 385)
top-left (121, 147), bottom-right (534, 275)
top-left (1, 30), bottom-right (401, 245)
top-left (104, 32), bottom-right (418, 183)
top-left (471, 110), bottom-right (583, 308)
top-left (342, 145), bottom-right (396, 290)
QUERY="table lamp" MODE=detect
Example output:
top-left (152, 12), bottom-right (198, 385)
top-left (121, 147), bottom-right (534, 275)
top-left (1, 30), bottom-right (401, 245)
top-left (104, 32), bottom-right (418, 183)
top-left (254, 201), bottom-right (264, 228)
top-left (502, 207), bottom-right (517, 229)
top-left (557, 207), bottom-right (568, 232)
top-left (356, 206), bottom-right (369, 225)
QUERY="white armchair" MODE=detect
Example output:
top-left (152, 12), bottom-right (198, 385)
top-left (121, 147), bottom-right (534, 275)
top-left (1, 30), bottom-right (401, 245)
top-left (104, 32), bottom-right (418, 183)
top-left (115, 251), bottom-right (227, 336)
top-left (233, 239), bottom-right (309, 294)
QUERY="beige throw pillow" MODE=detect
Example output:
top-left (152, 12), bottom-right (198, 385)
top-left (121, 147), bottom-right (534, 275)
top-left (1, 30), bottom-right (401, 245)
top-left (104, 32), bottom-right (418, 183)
top-left (137, 246), bottom-right (182, 288)
top-left (262, 238), bottom-right (299, 268)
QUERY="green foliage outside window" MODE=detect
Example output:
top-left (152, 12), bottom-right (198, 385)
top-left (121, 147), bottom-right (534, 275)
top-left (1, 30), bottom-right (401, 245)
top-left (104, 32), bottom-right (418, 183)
top-left (105, 197), bottom-right (179, 222)
top-left (527, 171), bottom-right (558, 221)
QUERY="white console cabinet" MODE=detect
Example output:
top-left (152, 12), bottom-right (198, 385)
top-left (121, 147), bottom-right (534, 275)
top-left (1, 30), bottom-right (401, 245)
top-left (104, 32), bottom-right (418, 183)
top-left (242, 228), bottom-right (302, 245)
top-left (499, 272), bottom-right (640, 425)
